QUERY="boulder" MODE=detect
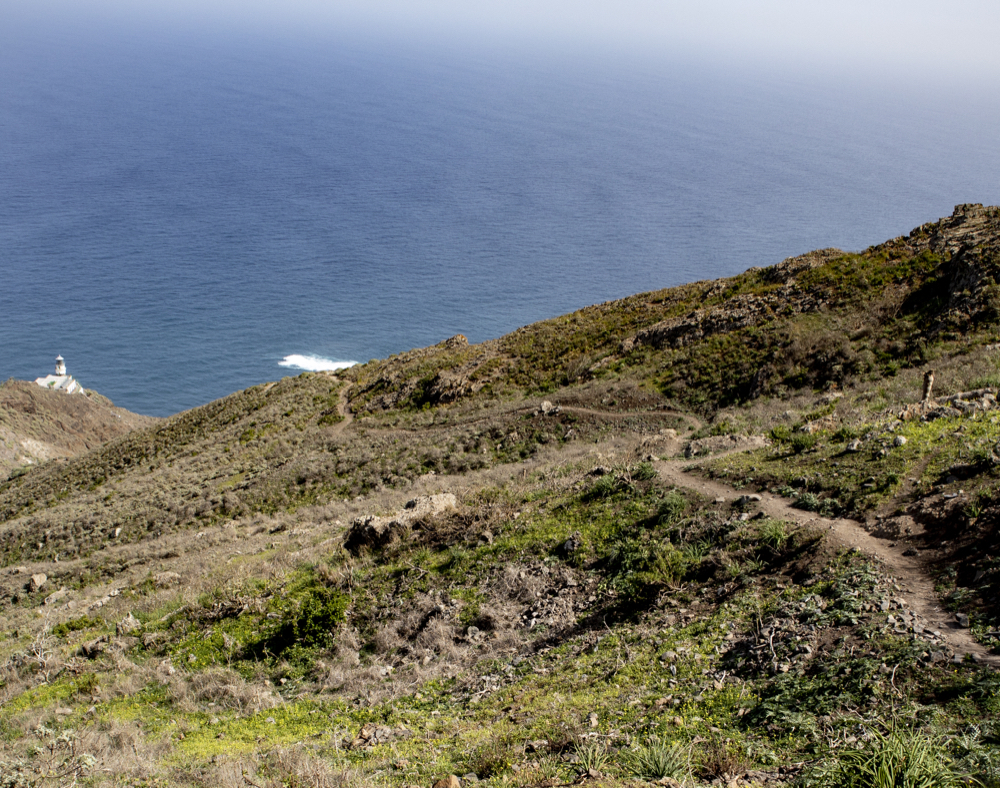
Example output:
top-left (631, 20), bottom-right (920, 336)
top-left (28, 573), bottom-right (47, 592)
top-left (116, 612), bottom-right (142, 635)
top-left (44, 587), bottom-right (69, 606)
top-left (345, 494), bottom-right (458, 555)
top-left (559, 530), bottom-right (582, 557)
top-left (78, 635), bottom-right (108, 659)
top-left (154, 571), bottom-right (182, 588)
top-left (432, 777), bottom-right (462, 788)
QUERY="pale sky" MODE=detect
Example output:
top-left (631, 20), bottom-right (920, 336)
top-left (7, 0), bottom-right (1000, 79)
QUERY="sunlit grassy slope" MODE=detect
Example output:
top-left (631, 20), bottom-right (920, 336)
top-left (4, 205), bottom-right (1000, 787)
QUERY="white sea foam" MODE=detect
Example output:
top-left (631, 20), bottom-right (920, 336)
top-left (278, 354), bottom-right (358, 372)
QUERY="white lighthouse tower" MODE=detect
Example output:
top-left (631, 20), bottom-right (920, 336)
top-left (35, 355), bottom-right (82, 395)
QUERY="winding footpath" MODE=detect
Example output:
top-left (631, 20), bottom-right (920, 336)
top-left (655, 455), bottom-right (1000, 668)
top-left (330, 386), bottom-right (995, 667)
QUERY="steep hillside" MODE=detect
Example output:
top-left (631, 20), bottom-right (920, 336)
top-left (3, 205), bottom-right (1000, 788)
top-left (0, 380), bottom-right (157, 480)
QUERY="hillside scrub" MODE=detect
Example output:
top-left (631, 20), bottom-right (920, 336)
top-left (4, 206), bottom-right (1000, 785)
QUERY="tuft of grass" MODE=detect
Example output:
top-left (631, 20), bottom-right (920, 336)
top-left (809, 726), bottom-right (973, 788)
top-left (623, 739), bottom-right (691, 781)
top-left (575, 741), bottom-right (610, 775)
top-left (756, 519), bottom-right (789, 555)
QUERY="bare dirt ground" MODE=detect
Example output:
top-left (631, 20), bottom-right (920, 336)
top-left (656, 454), bottom-right (1000, 668)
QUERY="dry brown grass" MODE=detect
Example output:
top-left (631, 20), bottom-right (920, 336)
top-left (169, 667), bottom-right (280, 715)
top-left (186, 747), bottom-right (374, 788)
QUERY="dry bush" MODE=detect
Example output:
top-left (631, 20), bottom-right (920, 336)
top-left (169, 667), bottom-right (279, 715)
top-left (201, 747), bottom-right (372, 788)
top-left (371, 624), bottom-right (405, 656)
top-left (0, 718), bottom-right (169, 788)
top-left (500, 564), bottom-right (545, 604)
top-left (97, 662), bottom-right (156, 703)
top-left (414, 617), bottom-right (458, 658)
top-left (698, 736), bottom-right (750, 782)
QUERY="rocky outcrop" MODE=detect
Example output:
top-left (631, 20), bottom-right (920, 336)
top-left (897, 388), bottom-right (997, 422)
top-left (344, 494), bottom-right (458, 554)
top-left (621, 250), bottom-right (842, 353)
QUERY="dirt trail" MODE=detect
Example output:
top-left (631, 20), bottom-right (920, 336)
top-left (655, 456), bottom-right (1000, 668)
top-left (327, 382), bottom-right (355, 436)
top-left (316, 389), bottom-right (994, 665)
top-left (558, 405), bottom-right (703, 431)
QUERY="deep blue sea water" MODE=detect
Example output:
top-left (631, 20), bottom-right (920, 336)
top-left (3, 24), bottom-right (1000, 416)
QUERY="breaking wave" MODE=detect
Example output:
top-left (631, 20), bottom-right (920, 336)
top-left (278, 354), bottom-right (358, 372)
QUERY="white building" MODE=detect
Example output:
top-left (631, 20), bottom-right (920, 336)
top-left (35, 355), bottom-right (83, 395)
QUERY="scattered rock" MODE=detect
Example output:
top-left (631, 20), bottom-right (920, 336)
top-left (956, 613), bottom-right (970, 628)
top-left (28, 573), bottom-right (47, 592)
top-left (347, 722), bottom-right (405, 750)
top-left (559, 530), bottom-right (582, 556)
top-left (846, 439), bottom-right (863, 452)
top-left (44, 587), bottom-right (69, 606)
top-left (116, 612), bottom-right (142, 635)
top-left (893, 435), bottom-right (908, 447)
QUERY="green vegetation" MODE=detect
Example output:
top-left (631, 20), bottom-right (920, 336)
top-left (3, 205), bottom-right (1000, 785)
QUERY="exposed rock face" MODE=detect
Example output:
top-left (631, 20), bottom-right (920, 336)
top-left (898, 388), bottom-right (997, 422)
top-left (621, 249), bottom-right (844, 353)
top-left (622, 205), bottom-right (1000, 357)
top-left (905, 203), bottom-right (1000, 333)
top-left (637, 429), bottom-right (683, 460)
top-left (344, 494), bottom-right (458, 554)
top-left (350, 334), bottom-right (492, 412)
top-left (423, 370), bottom-right (479, 405)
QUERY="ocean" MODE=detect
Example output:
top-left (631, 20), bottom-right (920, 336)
top-left (3, 24), bottom-right (1000, 416)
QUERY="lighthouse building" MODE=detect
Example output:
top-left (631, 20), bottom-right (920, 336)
top-left (35, 355), bottom-right (83, 395)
